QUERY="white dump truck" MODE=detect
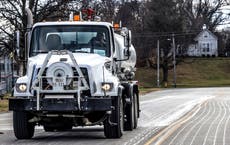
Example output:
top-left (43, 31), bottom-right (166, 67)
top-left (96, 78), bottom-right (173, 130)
top-left (9, 8), bottom-right (139, 139)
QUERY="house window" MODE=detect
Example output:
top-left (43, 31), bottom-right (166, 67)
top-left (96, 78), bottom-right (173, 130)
top-left (203, 43), bottom-right (206, 48)
top-left (202, 43), bottom-right (210, 52)
top-left (207, 43), bottom-right (210, 52)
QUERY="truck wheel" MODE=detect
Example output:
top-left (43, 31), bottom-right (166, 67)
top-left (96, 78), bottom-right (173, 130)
top-left (133, 93), bottom-right (138, 129)
top-left (104, 96), bottom-right (124, 138)
top-left (124, 96), bottom-right (134, 131)
top-left (13, 111), bottom-right (35, 139)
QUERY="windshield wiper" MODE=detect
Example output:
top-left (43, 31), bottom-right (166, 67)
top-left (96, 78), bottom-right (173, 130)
top-left (74, 50), bottom-right (90, 53)
top-left (32, 50), bottom-right (49, 53)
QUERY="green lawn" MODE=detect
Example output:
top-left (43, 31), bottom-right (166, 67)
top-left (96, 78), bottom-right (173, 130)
top-left (136, 58), bottom-right (230, 88)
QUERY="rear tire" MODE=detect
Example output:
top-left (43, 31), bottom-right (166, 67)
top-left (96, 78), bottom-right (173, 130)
top-left (133, 93), bottom-right (138, 129)
top-left (104, 96), bottom-right (124, 138)
top-left (13, 111), bottom-right (35, 139)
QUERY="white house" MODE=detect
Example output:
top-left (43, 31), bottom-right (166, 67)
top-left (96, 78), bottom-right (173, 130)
top-left (187, 25), bottom-right (218, 57)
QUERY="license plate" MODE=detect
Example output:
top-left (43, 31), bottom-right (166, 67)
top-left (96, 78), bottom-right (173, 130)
top-left (53, 78), bottom-right (65, 86)
top-left (53, 82), bottom-right (64, 87)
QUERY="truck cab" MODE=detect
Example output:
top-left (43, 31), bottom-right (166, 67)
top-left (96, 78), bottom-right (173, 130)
top-left (9, 9), bottom-right (139, 139)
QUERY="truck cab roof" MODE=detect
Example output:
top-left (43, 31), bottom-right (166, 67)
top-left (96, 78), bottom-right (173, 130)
top-left (33, 21), bottom-right (113, 28)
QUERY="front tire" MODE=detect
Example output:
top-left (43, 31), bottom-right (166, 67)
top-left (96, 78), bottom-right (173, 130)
top-left (124, 96), bottom-right (134, 131)
top-left (104, 96), bottom-right (124, 138)
top-left (13, 111), bottom-right (35, 139)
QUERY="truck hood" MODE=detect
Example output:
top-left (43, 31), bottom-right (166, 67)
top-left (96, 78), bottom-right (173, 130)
top-left (28, 53), bottom-right (111, 68)
top-left (24, 52), bottom-right (118, 97)
top-left (16, 52), bottom-right (119, 97)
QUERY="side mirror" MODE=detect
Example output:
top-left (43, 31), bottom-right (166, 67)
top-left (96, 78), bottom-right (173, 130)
top-left (114, 28), bottom-right (132, 61)
top-left (124, 30), bottom-right (132, 48)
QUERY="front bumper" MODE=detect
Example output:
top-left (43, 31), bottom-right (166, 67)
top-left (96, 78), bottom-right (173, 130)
top-left (9, 97), bottom-right (112, 112)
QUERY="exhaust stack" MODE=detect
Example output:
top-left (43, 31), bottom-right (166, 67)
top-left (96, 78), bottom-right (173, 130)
top-left (25, 8), bottom-right (33, 30)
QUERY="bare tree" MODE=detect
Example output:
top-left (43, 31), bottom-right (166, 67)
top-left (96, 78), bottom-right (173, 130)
top-left (180, 0), bottom-right (227, 31)
top-left (141, 0), bottom-right (184, 86)
top-left (0, 0), bottom-right (80, 74)
top-left (0, 0), bottom-right (78, 57)
top-left (93, 0), bottom-right (119, 22)
top-left (136, 0), bottom-right (228, 87)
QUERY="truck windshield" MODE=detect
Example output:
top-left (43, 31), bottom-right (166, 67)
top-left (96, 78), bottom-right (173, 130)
top-left (30, 25), bottom-right (111, 57)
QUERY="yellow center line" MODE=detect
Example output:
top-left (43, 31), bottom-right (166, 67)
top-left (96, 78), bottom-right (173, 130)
top-left (144, 101), bottom-right (208, 145)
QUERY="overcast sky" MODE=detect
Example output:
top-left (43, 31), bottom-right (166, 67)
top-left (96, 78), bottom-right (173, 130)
top-left (217, 5), bottom-right (230, 31)
top-left (0, 1), bottom-right (229, 31)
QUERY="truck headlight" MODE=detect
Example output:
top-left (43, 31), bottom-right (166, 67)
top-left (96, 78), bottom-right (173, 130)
top-left (104, 61), bottom-right (111, 70)
top-left (16, 83), bottom-right (27, 92)
top-left (101, 82), bottom-right (113, 92)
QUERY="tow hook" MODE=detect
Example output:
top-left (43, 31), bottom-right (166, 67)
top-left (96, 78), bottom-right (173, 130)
top-left (82, 118), bottom-right (92, 125)
top-left (107, 114), bottom-right (117, 126)
top-left (28, 116), bottom-right (41, 123)
top-left (106, 110), bottom-right (112, 114)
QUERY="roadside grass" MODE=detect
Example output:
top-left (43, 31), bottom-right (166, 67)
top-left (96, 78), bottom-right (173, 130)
top-left (139, 87), bottom-right (162, 95)
top-left (175, 58), bottom-right (230, 87)
top-left (0, 94), bottom-right (10, 112)
top-left (136, 57), bottom-right (230, 88)
top-left (0, 100), bottom-right (8, 112)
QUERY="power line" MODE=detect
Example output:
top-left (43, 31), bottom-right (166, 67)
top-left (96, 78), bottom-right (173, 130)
top-left (133, 33), bottom-right (199, 38)
top-left (132, 30), bottom-right (202, 38)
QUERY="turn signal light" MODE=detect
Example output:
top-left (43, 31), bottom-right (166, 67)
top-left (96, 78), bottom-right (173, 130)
top-left (114, 23), bottom-right (120, 30)
top-left (74, 15), bottom-right (80, 21)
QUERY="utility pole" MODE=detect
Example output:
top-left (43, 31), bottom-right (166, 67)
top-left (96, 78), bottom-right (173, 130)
top-left (157, 39), bottom-right (160, 87)
top-left (172, 34), bottom-right (176, 88)
top-left (11, 32), bottom-right (15, 89)
top-left (0, 56), bottom-right (1, 82)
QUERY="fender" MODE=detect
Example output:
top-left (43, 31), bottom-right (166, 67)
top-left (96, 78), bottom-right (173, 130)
top-left (121, 82), bottom-right (138, 105)
top-left (121, 82), bottom-right (140, 119)
top-left (118, 85), bottom-right (124, 98)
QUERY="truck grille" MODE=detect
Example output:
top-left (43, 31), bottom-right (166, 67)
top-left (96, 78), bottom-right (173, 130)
top-left (35, 67), bottom-right (89, 91)
top-left (72, 67), bottom-right (89, 84)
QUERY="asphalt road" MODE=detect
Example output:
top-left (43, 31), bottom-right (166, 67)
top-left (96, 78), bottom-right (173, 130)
top-left (146, 88), bottom-right (230, 145)
top-left (0, 87), bottom-right (229, 145)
